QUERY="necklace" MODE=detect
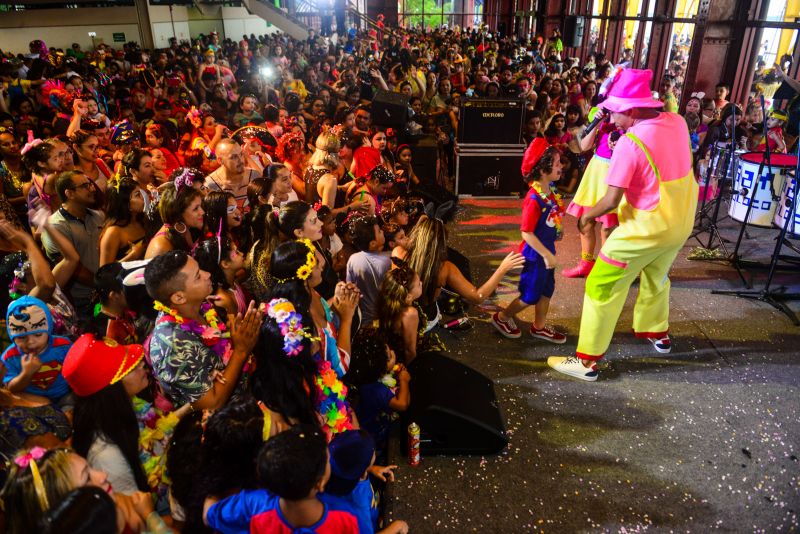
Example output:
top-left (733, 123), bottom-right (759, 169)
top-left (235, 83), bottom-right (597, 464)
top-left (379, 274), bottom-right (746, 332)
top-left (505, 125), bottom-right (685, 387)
top-left (530, 181), bottom-right (565, 240)
top-left (1, 161), bottom-right (24, 194)
top-left (154, 301), bottom-right (232, 363)
top-left (314, 356), bottom-right (354, 441)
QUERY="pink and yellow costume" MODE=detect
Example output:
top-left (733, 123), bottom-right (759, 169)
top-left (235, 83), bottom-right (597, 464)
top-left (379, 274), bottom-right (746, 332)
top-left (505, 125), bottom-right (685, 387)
top-left (575, 72), bottom-right (698, 362)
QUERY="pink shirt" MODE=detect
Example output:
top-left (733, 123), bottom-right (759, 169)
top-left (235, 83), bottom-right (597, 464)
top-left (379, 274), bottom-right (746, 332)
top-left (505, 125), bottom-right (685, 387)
top-left (605, 112), bottom-right (692, 211)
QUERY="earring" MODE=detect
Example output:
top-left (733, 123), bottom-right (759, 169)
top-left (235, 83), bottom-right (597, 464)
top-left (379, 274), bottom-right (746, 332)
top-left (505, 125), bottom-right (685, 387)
top-left (173, 222), bottom-right (187, 234)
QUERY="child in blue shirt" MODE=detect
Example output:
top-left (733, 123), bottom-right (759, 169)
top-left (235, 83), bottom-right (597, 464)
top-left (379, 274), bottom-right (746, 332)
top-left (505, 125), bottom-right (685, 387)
top-left (325, 429), bottom-right (408, 534)
top-left (491, 138), bottom-right (568, 343)
top-left (2, 295), bottom-right (73, 409)
top-left (345, 327), bottom-right (410, 455)
top-left (203, 425), bottom-right (359, 534)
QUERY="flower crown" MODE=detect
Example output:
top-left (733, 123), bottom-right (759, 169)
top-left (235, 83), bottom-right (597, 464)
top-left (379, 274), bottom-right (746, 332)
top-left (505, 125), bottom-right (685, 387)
top-left (266, 298), bottom-right (317, 356)
top-left (274, 239), bottom-right (317, 283)
top-left (187, 106), bottom-right (204, 129)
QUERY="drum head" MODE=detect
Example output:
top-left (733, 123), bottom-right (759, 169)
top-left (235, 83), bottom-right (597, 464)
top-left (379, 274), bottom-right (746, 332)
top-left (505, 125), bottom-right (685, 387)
top-left (740, 152), bottom-right (798, 168)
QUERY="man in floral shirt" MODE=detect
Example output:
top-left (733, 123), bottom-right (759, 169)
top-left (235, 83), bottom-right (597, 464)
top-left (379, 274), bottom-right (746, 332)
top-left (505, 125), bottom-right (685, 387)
top-left (144, 251), bottom-right (261, 409)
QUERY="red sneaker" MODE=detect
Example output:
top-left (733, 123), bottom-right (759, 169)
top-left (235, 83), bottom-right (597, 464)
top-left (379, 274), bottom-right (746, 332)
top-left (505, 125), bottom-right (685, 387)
top-left (491, 312), bottom-right (522, 339)
top-left (562, 259), bottom-right (595, 278)
top-left (530, 324), bottom-right (567, 344)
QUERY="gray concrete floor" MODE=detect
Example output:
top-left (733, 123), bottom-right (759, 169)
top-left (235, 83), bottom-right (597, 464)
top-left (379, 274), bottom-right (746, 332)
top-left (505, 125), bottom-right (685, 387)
top-left (384, 198), bottom-right (800, 533)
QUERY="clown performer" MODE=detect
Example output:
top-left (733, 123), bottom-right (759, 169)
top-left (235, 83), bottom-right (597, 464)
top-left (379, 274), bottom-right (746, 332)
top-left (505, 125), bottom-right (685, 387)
top-left (561, 106), bottom-right (620, 278)
top-left (548, 69), bottom-right (698, 381)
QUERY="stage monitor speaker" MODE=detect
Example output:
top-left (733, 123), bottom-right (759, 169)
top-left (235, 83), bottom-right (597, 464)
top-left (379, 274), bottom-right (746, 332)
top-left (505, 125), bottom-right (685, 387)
top-left (455, 147), bottom-right (525, 197)
top-left (458, 99), bottom-right (524, 146)
top-left (563, 16), bottom-right (585, 48)
top-left (405, 351), bottom-right (508, 455)
top-left (410, 135), bottom-right (437, 185)
top-left (371, 90), bottom-right (409, 127)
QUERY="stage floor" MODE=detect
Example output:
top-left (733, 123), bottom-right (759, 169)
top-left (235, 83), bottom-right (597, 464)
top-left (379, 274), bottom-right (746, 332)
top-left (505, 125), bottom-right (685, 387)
top-left (384, 197), bottom-right (800, 533)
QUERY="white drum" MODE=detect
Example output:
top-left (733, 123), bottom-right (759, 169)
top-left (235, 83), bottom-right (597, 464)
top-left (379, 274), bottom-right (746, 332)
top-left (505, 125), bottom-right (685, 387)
top-left (729, 152), bottom-right (792, 227)
top-left (774, 174), bottom-right (800, 238)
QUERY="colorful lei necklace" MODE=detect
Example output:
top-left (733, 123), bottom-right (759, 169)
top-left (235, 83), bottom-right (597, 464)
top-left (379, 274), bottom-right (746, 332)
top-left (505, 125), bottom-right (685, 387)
top-left (531, 181), bottom-right (565, 240)
top-left (314, 357), bottom-right (354, 441)
top-left (153, 300), bottom-right (232, 363)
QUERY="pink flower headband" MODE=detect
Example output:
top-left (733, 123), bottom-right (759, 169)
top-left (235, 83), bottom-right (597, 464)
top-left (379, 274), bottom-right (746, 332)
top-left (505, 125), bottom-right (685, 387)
top-left (14, 447), bottom-right (50, 510)
top-left (20, 130), bottom-right (43, 156)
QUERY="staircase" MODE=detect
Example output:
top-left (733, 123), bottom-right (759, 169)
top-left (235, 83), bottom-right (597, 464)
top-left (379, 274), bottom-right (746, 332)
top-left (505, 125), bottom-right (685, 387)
top-left (240, 0), bottom-right (311, 40)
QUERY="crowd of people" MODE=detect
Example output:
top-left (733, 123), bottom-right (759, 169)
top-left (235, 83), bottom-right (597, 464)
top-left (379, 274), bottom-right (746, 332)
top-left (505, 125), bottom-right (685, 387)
top-left (0, 17), bottom-right (797, 534)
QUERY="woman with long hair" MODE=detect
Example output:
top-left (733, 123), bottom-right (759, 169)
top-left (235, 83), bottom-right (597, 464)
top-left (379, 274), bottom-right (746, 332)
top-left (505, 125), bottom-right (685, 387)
top-left (376, 263), bottom-right (431, 363)
top-left (303, 130), bottom-right (340, 206)
top-left (1, 447), bottom-right (158, 534)
top-left (193, 236), bottom-right (247, 318)
top-left (70, 129), bottom-right (112, 193)
top-left (202, 190), bottom-right (243, 246)
top-left (66, 335), bottom-right (187, 511)
top-left (268, 240), bottom-right (359, 379)
top-left (400, 215), bottom-right (525, 325)
top-left (265, 162), bottom-right (298, 206)
top-left (145, 170), bottom-right (205, 258)
top-left (249, 200), bottom-right (322, 300)
top-left (99, 177), bottom-right (146, 266)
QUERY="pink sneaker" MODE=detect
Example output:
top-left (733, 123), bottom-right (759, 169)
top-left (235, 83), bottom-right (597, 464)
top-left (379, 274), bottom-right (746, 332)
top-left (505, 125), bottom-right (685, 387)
top-left (530, 325), bottom-right (567, 344)
top-left (561, 259), bottom-right (595, 278)
top-left (491, 312), bottom-right (521, 339)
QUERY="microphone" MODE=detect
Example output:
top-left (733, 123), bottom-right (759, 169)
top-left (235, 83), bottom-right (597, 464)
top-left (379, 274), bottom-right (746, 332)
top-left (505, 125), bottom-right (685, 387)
top-left (582, 112), bottom-right (606, 137)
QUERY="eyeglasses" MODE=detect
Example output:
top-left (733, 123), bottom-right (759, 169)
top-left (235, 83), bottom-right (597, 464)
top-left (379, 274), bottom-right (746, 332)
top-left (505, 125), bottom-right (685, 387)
top-left (69, 182), bottom-right (93, 191)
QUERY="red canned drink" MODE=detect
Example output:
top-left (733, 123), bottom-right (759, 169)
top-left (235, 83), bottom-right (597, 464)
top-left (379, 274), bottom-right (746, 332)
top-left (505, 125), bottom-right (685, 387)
top-left (408, 422), bottom-right (421, 466)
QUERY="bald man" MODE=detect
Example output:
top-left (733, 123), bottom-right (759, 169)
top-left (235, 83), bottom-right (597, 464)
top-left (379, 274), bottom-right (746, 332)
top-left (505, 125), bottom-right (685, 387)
top-left (204, 138), bottom-right (260, 210)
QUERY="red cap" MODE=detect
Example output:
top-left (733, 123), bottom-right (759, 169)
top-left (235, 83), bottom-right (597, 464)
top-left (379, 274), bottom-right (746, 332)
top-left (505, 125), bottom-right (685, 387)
top-left (521, 138), bottom-right (551, 177)
top-left (63, 334), bottom-right (145, 397)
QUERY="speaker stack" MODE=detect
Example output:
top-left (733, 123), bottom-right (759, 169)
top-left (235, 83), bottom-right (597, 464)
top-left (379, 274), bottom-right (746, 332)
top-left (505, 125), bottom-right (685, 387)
top-left (455, 99), bottom-right (526, 198)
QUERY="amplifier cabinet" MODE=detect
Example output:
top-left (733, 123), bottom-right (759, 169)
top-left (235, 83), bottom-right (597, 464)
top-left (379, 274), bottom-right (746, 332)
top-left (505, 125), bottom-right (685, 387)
top-left (457, 99), bottom-right (524, 146)
top-left (455, 147), bottom-right (526, 198)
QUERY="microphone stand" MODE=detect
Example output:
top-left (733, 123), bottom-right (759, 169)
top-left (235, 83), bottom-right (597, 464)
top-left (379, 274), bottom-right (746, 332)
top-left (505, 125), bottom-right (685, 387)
top-left (713, 144), bottom-right (800, 325)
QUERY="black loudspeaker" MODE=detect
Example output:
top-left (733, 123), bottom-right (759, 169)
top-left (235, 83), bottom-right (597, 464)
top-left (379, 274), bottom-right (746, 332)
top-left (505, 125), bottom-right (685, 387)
top-left (455, 147), bottom-right (525, 197)
top-left (371, 90), bottom-right (409, 127)
top-left (563, 15), bottom-right (585, 48)
top-left (410, 135), bottom-right (438, 184)
top-left (405, 351), bottom-right (508, 455)
top-left (458, 99), bottom-right (524, 146)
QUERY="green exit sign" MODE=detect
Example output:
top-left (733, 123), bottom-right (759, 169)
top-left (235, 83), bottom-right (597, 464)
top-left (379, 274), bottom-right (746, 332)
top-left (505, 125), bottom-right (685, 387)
top-left (113, 32), bottom-right (126, 42)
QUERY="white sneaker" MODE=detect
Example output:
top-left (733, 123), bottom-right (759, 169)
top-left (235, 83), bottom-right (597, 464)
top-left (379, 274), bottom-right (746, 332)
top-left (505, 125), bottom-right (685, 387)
top-left (547, 356), bottom-right (599, 382)
top-left (649, 336), bottom-right (671, 354)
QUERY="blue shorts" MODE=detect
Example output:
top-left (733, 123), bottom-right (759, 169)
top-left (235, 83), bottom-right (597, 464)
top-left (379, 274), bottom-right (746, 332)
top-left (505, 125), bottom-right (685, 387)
top-left (518, 258), bottom-right (555, 305)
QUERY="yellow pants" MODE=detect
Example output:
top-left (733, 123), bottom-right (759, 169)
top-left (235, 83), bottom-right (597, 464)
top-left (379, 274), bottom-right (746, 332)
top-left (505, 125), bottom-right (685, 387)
top-left (575, 237), bottom-right (683, 360)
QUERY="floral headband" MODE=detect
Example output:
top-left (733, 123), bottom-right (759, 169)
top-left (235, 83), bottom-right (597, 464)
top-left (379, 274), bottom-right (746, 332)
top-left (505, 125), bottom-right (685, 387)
top-left (9, 259), bottom-right (30, 300)
top-left (14, 447), bottom-right (49, 510)
top-left (274, 239), bottom-right (317, 283)
top-left (266, 298), bottom-right (318, 356)
top-left (174, 168), bottom-right (195, 192)
top-left (187, 106), bottom-right (204, 129)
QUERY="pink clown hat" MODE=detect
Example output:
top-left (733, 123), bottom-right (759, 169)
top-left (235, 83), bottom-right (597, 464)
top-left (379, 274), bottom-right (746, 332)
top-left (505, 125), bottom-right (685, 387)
top-left (599, 69), bottom-right (664, 113)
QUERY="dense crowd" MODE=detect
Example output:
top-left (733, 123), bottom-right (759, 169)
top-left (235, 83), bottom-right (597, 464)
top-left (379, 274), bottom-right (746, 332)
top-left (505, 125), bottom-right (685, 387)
top-left (0, 19), bottom-right (797, 534)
